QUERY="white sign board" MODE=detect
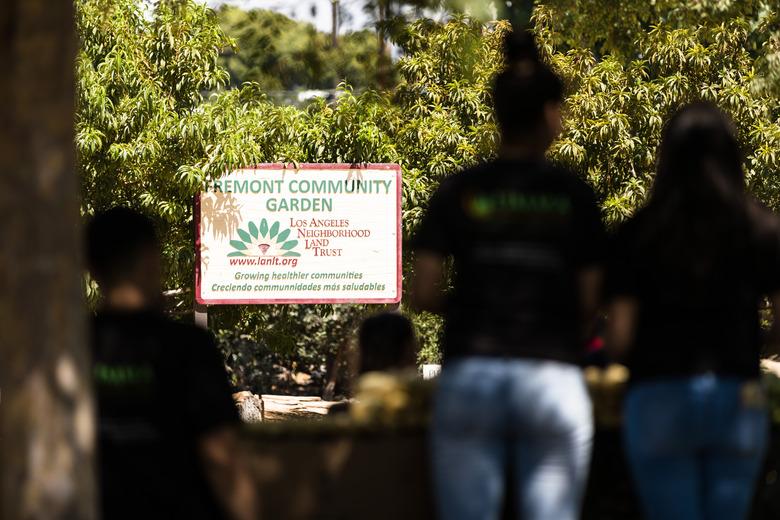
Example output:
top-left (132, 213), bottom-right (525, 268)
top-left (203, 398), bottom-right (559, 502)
top-left (196, 164), bottom-right (402, 304)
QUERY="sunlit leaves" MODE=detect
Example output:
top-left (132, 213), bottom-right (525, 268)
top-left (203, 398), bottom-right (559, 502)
top-left (77, 0), bottom-right (780, 356)
top-left (533, 4), bottom-right (780, 223)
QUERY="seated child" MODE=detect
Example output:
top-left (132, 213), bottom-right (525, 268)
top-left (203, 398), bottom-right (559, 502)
top-left (328, 312), bottom-right (419, 417)
top-left (358, 312), bottom-right (418, 374)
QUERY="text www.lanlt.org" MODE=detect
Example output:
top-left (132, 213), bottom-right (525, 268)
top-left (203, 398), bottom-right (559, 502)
top-left (229, 257), bottom-right (299, 268)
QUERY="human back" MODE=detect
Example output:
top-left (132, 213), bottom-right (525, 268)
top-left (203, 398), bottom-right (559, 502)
top-left (422, 158), bottom-right (604, 362)
top-left (92, 312), bottom-right (236, 519)
top-left (413, 30), bottom-right (604, 520)
top-left (609, 103), bottom-right (780, 379)
top-left (607, 102), bottom-right (780, 520)
top-left (86, 208), bottom-right (244, 520)
top-left (613, 203), bottom-right (779, 379)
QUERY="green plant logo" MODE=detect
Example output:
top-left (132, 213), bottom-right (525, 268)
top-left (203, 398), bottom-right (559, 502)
top-left (228, 218), bottom-right (300, 258)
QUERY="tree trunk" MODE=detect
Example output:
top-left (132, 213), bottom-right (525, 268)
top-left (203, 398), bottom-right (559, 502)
top-left (331, 0), bottom-right (339, 49)
top-left (0, 2), bottom-right (97, 519)
top-left (376, 1), bottom-right (392, 89)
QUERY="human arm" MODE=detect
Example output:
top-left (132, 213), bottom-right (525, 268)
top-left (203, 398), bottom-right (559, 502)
top-left (601, 217), bottom-right (641, 362)
top-left (410, 252), bottom-right (447, 314)
top-left (579, 267), bottom-right (604, 342)
top-left (605, 297), bottom-right (639, 362)
top-left (409, 181), bottom-right (455, 314)
top-left (186, 330), bottom-right (257, 520)
top-left (199, 428), bottom-right (257, 520)
top-left (572, 181), bottom-right (608, 343)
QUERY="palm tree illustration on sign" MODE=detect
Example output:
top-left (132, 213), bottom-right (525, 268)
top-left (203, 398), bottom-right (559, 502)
top-left (228, 218), bottom-right (300, 257)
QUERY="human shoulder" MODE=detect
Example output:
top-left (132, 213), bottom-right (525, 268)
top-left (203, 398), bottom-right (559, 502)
top-left (423, 163), bottom-right (493, 214)
top-left (92, 310), bottom-right (169, 333)
top-left (165, 320), bottom-right (217, 349)
top-left (544, 164), bottom-right (596, 197)
top-left (748, 198), bottom-right (780, 236)
top-left (610, 207), bottom-right (649, 250)
top-left (159, 321), bottom-right (227, 379)
top-left (436, 162), bottom-right (492, 191)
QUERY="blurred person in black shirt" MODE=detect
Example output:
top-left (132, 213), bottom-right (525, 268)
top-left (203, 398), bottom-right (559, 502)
top-left (87, 208), bottom-right (255, 520)
top-left (606, 102), bottom-right (780, 520)
top-left (411, 31), bottom-right (606, 520)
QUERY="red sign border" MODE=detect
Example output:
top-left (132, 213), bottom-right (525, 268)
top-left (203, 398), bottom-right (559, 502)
top-left (195, 163), bottom-right (403, 305)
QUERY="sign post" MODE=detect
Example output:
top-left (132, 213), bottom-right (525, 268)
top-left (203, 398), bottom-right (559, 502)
top-left (195, 164), bottom-right (402, 307)
top-left (193, 302), bottom-right (208, 329)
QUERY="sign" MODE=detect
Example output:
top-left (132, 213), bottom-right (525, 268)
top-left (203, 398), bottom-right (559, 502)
top-left (196, 164), bottom-right (402, 304)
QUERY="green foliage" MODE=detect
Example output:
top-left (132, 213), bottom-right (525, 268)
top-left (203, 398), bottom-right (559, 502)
top-left (535, 3), bottom-right (780, 220)
top-left (77, 0), bottom-right (236, 303)
top-left (413, 312), bottom-right (444, 364)
top-left (756, 9), bottom-right (780, 96)
top-left (540, 0), bottom-right (768, 60)
top-left (217, 6), bottom-right (388, 91)
top-left (392, 17), bottom-right (507, 231)
top-left (216, 305), bottom-right (372, 395)
top-left (217, 332), bottom-right (278, 393)
top-left (77, 0), bottom-right (780, 367)
top-left (765, 370), bottom-right (780, 424)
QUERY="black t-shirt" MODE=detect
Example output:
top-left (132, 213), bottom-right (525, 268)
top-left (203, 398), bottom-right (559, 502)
top-left (91, 311), bottom-right (238, 520)
top-left (608, 203), bottom-right (780, 380)
top-left (412, 158), bottom-right (606, 363)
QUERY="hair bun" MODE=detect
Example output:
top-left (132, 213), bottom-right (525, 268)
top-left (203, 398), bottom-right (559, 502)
top-left (504, 30), bottom-right (540, 65)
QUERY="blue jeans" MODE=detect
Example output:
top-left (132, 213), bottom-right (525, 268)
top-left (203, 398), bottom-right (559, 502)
top-left (431, 358), bottom-right (593, 520)
top-left (625, 375), bottom-right (769, 520)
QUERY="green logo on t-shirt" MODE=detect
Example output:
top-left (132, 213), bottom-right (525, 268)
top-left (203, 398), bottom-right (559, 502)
top-left (94, 363), bottom-right (154, 387)
top-left (466, 192), bottom-right (572, 219)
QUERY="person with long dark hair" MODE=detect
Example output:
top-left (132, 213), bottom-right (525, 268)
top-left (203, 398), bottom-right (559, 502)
top-left (411, 31), bottom-right (606, 520)
top-left (606, 102), bottom-right (780, 520)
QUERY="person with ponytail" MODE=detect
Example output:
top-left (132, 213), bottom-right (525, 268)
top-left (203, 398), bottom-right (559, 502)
top-left (411, 30), bottom-right (606, 520)
top-left (606, 102), bottom-right (780, 520)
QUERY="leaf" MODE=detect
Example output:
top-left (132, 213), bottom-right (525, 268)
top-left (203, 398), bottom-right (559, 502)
top-left (276, 229), bottom-right (291, 242)
top-left (227, 251), bottom-right (246, 257)
top-left (269, 221), bottom-right (280, 238)
top-left (281, 240), bottom-right (298, 250)
top-left (248, 221), bottom-right (259, 239)
top-left (260, 218), bottom-right (268, 237)
top-left (237, 228), bottom-right (251, 243)
top-left (230, 240), bottom-right (248, 251)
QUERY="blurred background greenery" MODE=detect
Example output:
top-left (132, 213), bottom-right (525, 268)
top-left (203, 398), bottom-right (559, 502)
top-left (76, 0), bottom-right (780, 394)
top-left (216, 5), bottom-right (389, 94)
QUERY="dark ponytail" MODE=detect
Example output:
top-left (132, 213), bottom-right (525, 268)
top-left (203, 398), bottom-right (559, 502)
top-left (493, 30), bottom-right (563, 138)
